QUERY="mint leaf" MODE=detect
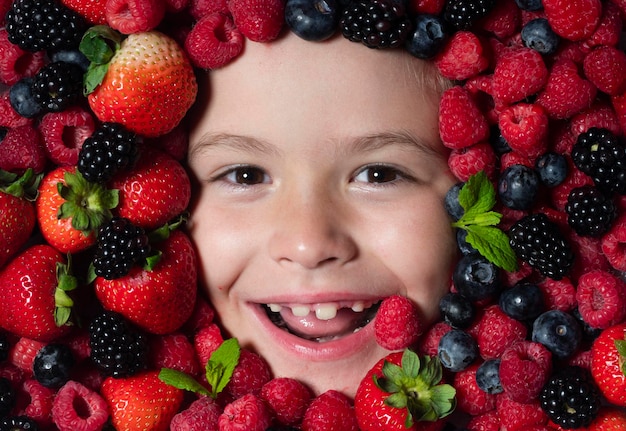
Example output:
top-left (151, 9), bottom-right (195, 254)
top-left (205, 338), bottom-right (241, 398)
top-left (159, 368), bottom-right (211, 396)
top-left (465, 225), bottom-right (517, 272)
top-left (458, 170), bottom-right (495, 215)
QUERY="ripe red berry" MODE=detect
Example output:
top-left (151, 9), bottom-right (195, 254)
top-left (51, 380), bottom-right (109, 431)
top-left (302, 390), bottom-right (359, 431)
top-left (374, 294), bottom-right (422, 351)
top-left (499, 341), bottom-right (552, 404)
top-left (184, 12), bottom-right (244, 69)
top-left (261, 377), bottom-right (313, 426)
top-left (439, 86), bottom-right (489, 150)
top-left (434, 31), bottom-right (490, 81)
top-left (218, 393), bottom-right (272, 431)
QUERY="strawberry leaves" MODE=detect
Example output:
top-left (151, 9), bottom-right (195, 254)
top-left (80, 25), bottom-right (122, 95)
top-left (615, 339), bottom-right (626, 376)
top-left (452, 171), bottom-right (518, 272)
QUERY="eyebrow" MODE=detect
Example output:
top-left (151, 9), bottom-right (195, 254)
top-left (189, 133), bottom-right (279, 159)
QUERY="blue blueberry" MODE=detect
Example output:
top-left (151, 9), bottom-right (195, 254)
top-left (51, 49), bottom-right (91, 72)
top-left (456, 229), bottom-right (477, 255)
top-left (452, 254), bottom-right (502, 303)
top-left (499, 283), bottom-right (544, 322)
top-left (33, 344), bottom-right (74, 389)
top-left (535, 152), bottom-right (568, 187)
top-left (9, 77), bottom-right (42, 119)
top-left (522, 18), bottom-right (560, 55)
top-left (489, 125), bottom-right (512, 156)
top-left (498, 164), bottom-right (540, 210)
top-left (445, 182), bottom-right (465, 221)
top-left (438, 329), bottom-right (478, 372)
top-left (285, 0), bottom-right (339, 41)
top-left (476, 359), bottom-right (503, 394)
top-left (405, 14), bottom-right (448, 59)
top-left (514, 0), bottom-right (543, 11)
top-left (532, 310), bottom-right (582, 360)
top-left (439, 292), bottom-right (475, 329)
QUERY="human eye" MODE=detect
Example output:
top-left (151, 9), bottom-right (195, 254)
top-left (352, 164), bottom-right (413, 185)
top-left (212, 165), bottom-right (270, 186)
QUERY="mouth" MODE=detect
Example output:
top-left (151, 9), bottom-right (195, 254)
top-left (261, 300), bottom-right (381, 343)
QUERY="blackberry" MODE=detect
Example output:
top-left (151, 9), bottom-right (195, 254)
top-left (0, 378), bottom-right (15, 417)
top-left (539, 366), bottom-right (601, 428)
top-left (443, 0), bottom-right (495, 30)
top-left (340, 0), bottom-right (412, 49)
top-left (77, 123), bottom-right (139, 184)
top-left (92, 217), bottom-right (151, 280)
top-left (31, 61), bottom-right (84, 113)
top-left (508, 213), bottom-right (574, 280)
top-left (89, 310), bottom-right (148, 378)
top-left (572, 127), bottom-right (626, 195)
top-left (5, 0), bottom-right (88, 53)
top-left (0, 416), bottom-right (38, 431)
top-left (0, 332), bottom-right (9, 362)
top-left (565, 186), bottom-right (617, 237)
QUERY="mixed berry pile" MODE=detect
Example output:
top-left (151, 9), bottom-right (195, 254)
top-left (0, 0), bottom-right (625, 430)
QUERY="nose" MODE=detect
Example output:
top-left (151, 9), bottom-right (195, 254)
top-left (268, 186), bottom-right (357, 270)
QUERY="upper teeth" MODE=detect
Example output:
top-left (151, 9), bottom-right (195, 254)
top-left (266, 301), bottom-right (372, 321)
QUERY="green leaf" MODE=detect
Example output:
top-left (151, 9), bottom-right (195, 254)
top-left (401, 349), bottom-right (420, 379)
top-left (454, 211), bottom-right (502, 228)
top-left (143, 251), bottom-right (162, 271)
top-left (615, 339), bottom-right (626, 358)
top-left (83, 63), bottom-right (109, 95)
top-left (458, 171), bottom-right (495, 214)
top-left (385, 392), bottom-right (408, 409)
top-left (429, 384), bottom-right (456, 418)
top-left (465, 225), bottom-right (518, 272)
top-left (205, 338), bottom-right (241, 398)
top-left (158, 368), bottom-right (211, 396)
top-left (54, 306), bottom-right (71, 327)
top-left (419, 356), bottom-right (443, 387)
top-left (382, 361), bottom-right (405, 384)
top-left (79, 25), bottom-right (122, 95)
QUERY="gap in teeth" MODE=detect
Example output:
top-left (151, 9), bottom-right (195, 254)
top-left (265, 301), bottom-right (374, 321)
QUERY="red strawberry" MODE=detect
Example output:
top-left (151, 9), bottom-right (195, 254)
top-left (589, 407), bottom-right (626, 431)
top-left (354, 350), bottom-right (454, 431)
top-left (95, 229), bottom-right (197, 334)
top-left (543, 0), bottom-right (602, 41)
top-left (101, 370), bottom-right (184, 431)
top-left (590, 322), bottom-right (626, 406)
top-left (84, 28), bottom-right (197, 137)
top-left (0, 245), bottom-right (74, 342)
top-left (227, 0), bottom-right (284, 42)
top-left (60, 0), bottom-right (107, 24)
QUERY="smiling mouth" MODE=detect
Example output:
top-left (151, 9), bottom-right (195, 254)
top-left (262, 300), bottom-right (381, 343)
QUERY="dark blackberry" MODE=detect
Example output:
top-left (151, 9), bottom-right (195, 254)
top-left (0, 332), bottom-right (9, 362)
top-left (443, 0), bottom-right (496, 30)
top-left (0, 416), bottom-right (38, 431)
top-left (565, 186), bottom-right (617, 238)
top-left (5, 0), bottom-right (88, 53)
top-left (340, 0), bottom-right (412, 49)
top-left (31, 61), bottom-right (84, 113)
top-left (0, 378), bottom-right (15, 417)
top-left (32, 344), bottom-right (74, 389)
top-left (571, 127), bottom-right (626, 195)
top-left (508, 213), bottom-right (574, 280)
top-left (539, 366), bottom-right (601, 429)
top-left (89, 310), bottom-right (148, 378)
top-left (77, 123), bottom-right (139, 184)
top-left (92, 217), bottom-right (151, 280)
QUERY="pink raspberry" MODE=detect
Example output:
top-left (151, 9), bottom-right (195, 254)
top-left (499, 341), bottom-right (552, 403)
top-left (492, 48), bottom-right (548, 107)
top-left (226, 348), bottom-right (272, 399)
top-left (51, 380), bottom-right (109, 431)
top-left (182, 296), bottom-right (216, 333)
top-left (65, 329), bottom-right (92, 363)
top-left (612, 89), bottom-right (626, 133)
top-left (576, 269), bottom-right (626, 329)
top-left (185, 12), bottom-right (244, 70)
top-left (374, 294), bottom-right (422, 351)
top-left (568, 232), bottom-right (612, 281)
top-left (453, 363), bottom-right (497, 416)
top-left (538, 277), bottom-right (577, 312)
top-left (543, 0), bottom-right (602, 41)
top-left (15, 379), bottom-right (55, 428)
top-left (583, 46), bottom-right (626, 95)
top-left (10, 337), bottom-right (45, 375)
top-left (105, 0), bottom-right (166, 34)
top-left (218, 393), bottom-right (271, 431)
top-left (149, 333), bottom-right (201, 376)
top-left (496, 394), bottom-right (548, 431)
top-left (498, 103), bottom-right (548, 158)
top-left (0, 29), bottom-right (46, 86)
top-left (228, 0), bottom-right (284, 42)
top-left (448, 141), bottom-right (497, 182)
top-left (479, 0), bottom-right (521, 39)
top-left (261, 377), bottom-right (312, 426)
top-left (476, 305), bottom-right (527, 360)
top-left (38, 107), bottom-right (96, 166)
top-left (499, 151), bottom-right (535, 172)
top-left (601, 213), bottom-right (626, 271)
top-left (582, 1), bottom-right (623, 49)
top-left (567, 348), bottom-right (592, 370)
top-left (467, 409), bottom-right (500, 431)
top-left (418, 321), bottom-right (453, 357)
top-left (301, 390), bottom-right (359, 431)
top-left (164, 0), bottom-right (189, 13)
top-left (570, 102), bottom-right (621, 139)
top-left (434, 31), bottom-right (490, 81)
top-left (193, 323), bottom-right (224, 366)
top-left (189, 0), bottom-right (228, 19)
top-left (170, 396), bottom-right (221, 431)
top-left (0, 363), bottom-right (25, 387)
top-left (0, 125), bottom-right (46, 174)
top-left (439, 86), bottom-right (489, 150)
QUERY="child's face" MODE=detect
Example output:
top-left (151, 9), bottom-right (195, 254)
top-left (187, 33), bottom-right (457, 396)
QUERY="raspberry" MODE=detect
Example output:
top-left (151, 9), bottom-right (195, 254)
top-left (543, 0), bottom-right (602, 41)
top-left (537, 277), bottom-right (577, 312)
top-left (0, 90), bottom-right (32, 129)
top-left (0, 125), bottom-right (46, 174)
top-left (228, 0), bottom-right (285, 42)
top-left (582, 2), bottom-right (623, 49)
top-left (374, 294), bottom-right (422, 351)
top-left (536, 59), bottom-right (597, 119)
top-left (499, 341), bottom-right (553, 403)
top-left (14, 379), bottom-right (55, 427)
top-left (38, 107), bottom-right (96, 166)
top-left (576, 269), bottom-right (626, 329)
top-left (189, 0), bottom-right (228, 19)
top-left (566, 186), bottom-right (617, 237)
top-left (496, 395), bottom-right (549, 431)
top-left (568, 232), bottom-right (612, 281)
top-left (439, 86), bottom-right (489, 150)
top-left (467, 409), bottom-right (500, 431)
top-left (476, 305), bottom-right (527, 360)
top-left (0, 29), bottom-right (46, 86)
top-left (182, 296), bottom-right (215, 333)
top-left (418, 321), bottom-right (453, 357)
top-left (601, 213), bottom-right (626, 271)
top-left (492, 48), bottom-right (548, 107)
top-left (434, 31), bottom-right (490, 80)
top-left (184, 12), bottom-right (244, 70)
top-left (570, 102), bottom-right (622, 139)
top-left (9, 338), bottom-right (44, 376)
top-left (261, 377), bottom-right (312, 426)
top-left (340, 0), bottom-right (412, 49)
top-left (448, 141), bottom-right (497, 182)
top-left (226, 349), bottom-right (271, 399)
top-left (148, 333), bottom-right (201, 376)
top-left (498, 103), bottom-right (548, 158)
top-left (105, 0), bottom-right (166, 34)
top-left (193, 323), bottom-right (224, 366)
top-left (479, 0), bottom-right (521, 39)
top-left (453, 363), bottom-right (497, 416)
top-left (51, 380), bottom-right (109, 431)
top-left (583, 46), bottom-right (626, 95)
top-left (218, 393), bottom-right (272, 431)
top-left (170, 396), bottom-right (221, 431)
top-left (612, 90), bottom-right (626, 135)
top-left (145, 124), bottom-right (190, 161)
top-left (60, 0), bottom-right (107, 25)
top-left (301, 390), bottom-right (359, 431)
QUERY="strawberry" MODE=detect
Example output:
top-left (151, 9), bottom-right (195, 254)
top-left (83, 27), bottom-right (197, 137)
top-left (101, 370), bottom-right (184, 431)
top-left (60, 0), bottom-right (107, 24)
top-left (354, 349), bottom-right (455, 431)
top-left (0, 245), bottom-right (75, 342)
top-left (589, 407), bottom-right (626, 431)
top-left (95, 229), bottom-right (197, 334)
top-left (36, 165), bottom-right (118, 254)
top-left (0, 169), bottom-right (39, 269)
top-left (590, 322), bottom-right (626, 406)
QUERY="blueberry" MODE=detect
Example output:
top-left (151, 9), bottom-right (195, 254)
top-left (499, 283), bottom-right (544, 322)
top-left (439, 292), bottom-right (475, 329)
top-left (456, 229), bottom-right (477, 255)
top-left (535, 152), bottom-right (568, 187)
top-left (438, 329), bottom-right (478, 372)
top-left (514, 0), bottom-right (543, 11)
top-left (33, 344), bottom-right (74, 389)
top-left (498, 164), bottom-right (540, 210)
top-left (285, 0), bottom-right (339, 41)
top-left (532, 310), bottom-right (582, 360)
top-left (405, 14), bottom-right (448, 59)
top-left (445, 182), bottom-right (465, 221)
top-left (51, 49), bottom-right (91, 72)
top-left (452, 254), bottom-right (502, 303)
top-left (9, 77), bottom-right (42, 119)
top-left (489, 125), bottom-right (512, 156)
top-left (571, 307), bottom-right (602, 344)
top-left (522, 18), bottom-right (560, 55)
top-left (476, 359), bottom-right (503, 394)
